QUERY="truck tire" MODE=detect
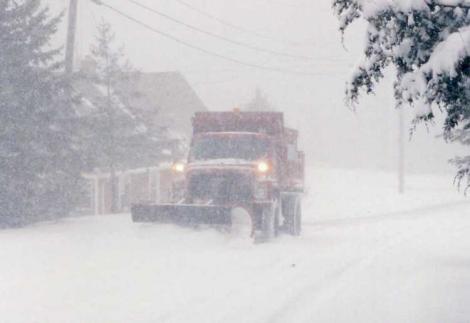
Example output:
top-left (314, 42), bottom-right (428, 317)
top-left (281, 195), bottom-right (293, 231)
top-left (290, 198), bottom-right (302, 236)
top-left (283, 196), bottom-right (301, 236)
top-left (262, 200), bottom-right (280, 240)
top-left (274, 202), bottom-right (280, 237)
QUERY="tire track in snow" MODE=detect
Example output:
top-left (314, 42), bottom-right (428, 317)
top-left (264, 209), bottom-right (451, 323)
top-left (303, 200), bottom-right (470, 229)
top-left (167, 203), bottom-right (470, 323)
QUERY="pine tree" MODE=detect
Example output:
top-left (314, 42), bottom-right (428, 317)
top-left (332, 0), bottom-right (470, 188)
top-left (0, 0), bottom-right (85, 226)
top-left (80, 21), bottom-right (166, 212)
top-left (245, 88), bottom-right (274, 111)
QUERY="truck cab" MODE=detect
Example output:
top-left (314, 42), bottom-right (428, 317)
top-left (184, 132), bottom-right (275, 204)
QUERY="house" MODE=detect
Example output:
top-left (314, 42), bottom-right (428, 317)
top-left (82, 164), bottom-right (180, 215)
top-left (116, 72), bottom-right (207, 140)
top-left (74, 63), bottom-right (207, 214)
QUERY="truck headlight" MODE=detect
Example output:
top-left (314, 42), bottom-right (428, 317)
top-left (172, 162), bottom-right (185, 173)
top-left (257, 161), bottom-right (270, 173)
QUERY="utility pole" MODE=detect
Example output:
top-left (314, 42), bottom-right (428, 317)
top-left (398, 106), bottom-right (405, 194)
top-left (65, 0), bottom-right (79, 75)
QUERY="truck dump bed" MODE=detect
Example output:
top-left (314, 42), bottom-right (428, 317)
top-left (192, 111), bottom-right (284, 135)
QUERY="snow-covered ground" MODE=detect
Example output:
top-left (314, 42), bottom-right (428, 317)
top-left (1, 166), bottom-right (470, 323)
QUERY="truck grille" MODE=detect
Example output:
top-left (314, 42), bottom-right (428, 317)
top-left (187, 172), bottom-right (253, 204)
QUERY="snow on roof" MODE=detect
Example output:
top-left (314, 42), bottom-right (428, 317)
top-left (94, 84), bottom-right (136, 120)
top-left (74, 71), bottom-right (207, 141)
top-left (73, 71), bottom-right (210, 148)
top-left (116, 71), bottom-right (207, 139)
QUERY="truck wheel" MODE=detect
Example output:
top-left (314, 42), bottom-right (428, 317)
top-left (262, 201), bottom-right (280, 240)
top-left (284, 196), bottom-right (301, 236)
top-left (274, 202), bottom-right (280, 237)
top-left (290, 198), bottom-right (302, 236)
top-left (281, 195), bottom-right (293, 232)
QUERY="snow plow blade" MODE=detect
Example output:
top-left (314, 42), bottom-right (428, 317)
top-left (131, 204), bottom-right (232, 226)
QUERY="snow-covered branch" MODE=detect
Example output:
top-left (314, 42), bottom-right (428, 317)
top-left (333, 0), bottom-right (470, 188)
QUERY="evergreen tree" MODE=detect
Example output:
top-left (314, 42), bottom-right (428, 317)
top-left (245, 88), bottom-right (274, 111)
top-left (0, 0), bottom-right (85, 226)
top-left (80, 21), bottom-right (167, 212)
top-left (332, 0), bottom-right (470, 187)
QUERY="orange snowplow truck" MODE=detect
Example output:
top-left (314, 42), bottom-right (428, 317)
top-left (131, 111), bottom-right (304, 240)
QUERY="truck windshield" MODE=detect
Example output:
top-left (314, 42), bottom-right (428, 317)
top-left (190, 134), bottom-right (270, 161)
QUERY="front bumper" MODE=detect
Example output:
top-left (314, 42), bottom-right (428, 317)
top-left (131, 201), bottom-right (273, 226)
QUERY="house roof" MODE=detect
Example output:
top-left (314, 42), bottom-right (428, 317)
top-left (74, 70), bottom-right (207, 140)
top-left (116, 71), bottom-right (207, 139)
top-left (73, 70), bottom-right (206, 168)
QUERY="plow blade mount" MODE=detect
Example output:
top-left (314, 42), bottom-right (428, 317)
top-left (131, 204), bottom-right (232, 226)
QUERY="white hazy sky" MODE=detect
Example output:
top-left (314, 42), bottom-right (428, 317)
top-left (48, 0), bottom-right (353, 108)
top-left (46, 0), bottom-right (466, 174)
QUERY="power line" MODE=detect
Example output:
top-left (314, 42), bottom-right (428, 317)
top-left (124, 0), bottom-right (313, 61)
top-left (91, 0), bottom-right (320, 76)
top-left (174, 0), bottom-right (311, 48)
top-left (175, 0), bottom-right (264, 36)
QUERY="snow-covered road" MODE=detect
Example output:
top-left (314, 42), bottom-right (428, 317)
top-left (1, 167), bottom-right (470, 323)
